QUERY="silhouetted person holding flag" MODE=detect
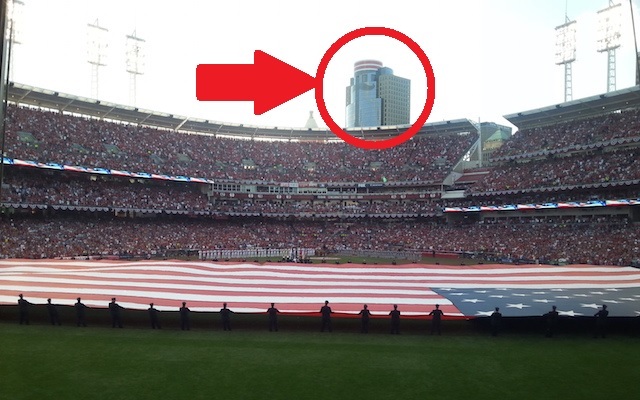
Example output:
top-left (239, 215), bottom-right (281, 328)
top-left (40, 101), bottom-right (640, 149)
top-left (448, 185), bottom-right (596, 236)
top-left (429, 304), bottom-right (444, 335)
top-left (180, 302), bottom-right (190, 330)
top-left (75, 297), bottom-right (88, 327)
top-left (544, 305), bottom-right (559, 337)
top-left (220, 303), bottom-right (234, 331)
top-left (594, 304), bottom-right (609, 338)
top-left (359, 304), bottom-right (371, 333)
top-left (491, 307), bottom-right (502, 336)
top-left (18, 294), bottom-right (32, 325)
top-left (148, 303), bottom-right (161, 329)
top-left (109, 298), bottom-right (124, 328)
top-left (267, 303), bottom-right (280, 332)
top-left (320, 300), bottom-right (333, 332)
top-left (389, 304), bottom-right (401, 334)
top-left (47, 298), bottom-right (61, 326)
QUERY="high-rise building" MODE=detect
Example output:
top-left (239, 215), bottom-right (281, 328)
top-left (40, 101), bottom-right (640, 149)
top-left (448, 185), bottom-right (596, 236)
top-left (345, 60), bottom-right (410, 128)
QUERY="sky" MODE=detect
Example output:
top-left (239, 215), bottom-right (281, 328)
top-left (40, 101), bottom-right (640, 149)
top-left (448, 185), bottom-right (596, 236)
top-left (8, 0), bottom-right (640, 132)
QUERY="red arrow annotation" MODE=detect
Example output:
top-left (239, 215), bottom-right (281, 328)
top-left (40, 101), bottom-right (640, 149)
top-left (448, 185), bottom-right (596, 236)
top-left (196, 51), bottom-right (316, 115)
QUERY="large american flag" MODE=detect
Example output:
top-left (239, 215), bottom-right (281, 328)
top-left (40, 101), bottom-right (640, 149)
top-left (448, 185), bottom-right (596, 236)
top-left (1, 260), bottom-right (639, 317)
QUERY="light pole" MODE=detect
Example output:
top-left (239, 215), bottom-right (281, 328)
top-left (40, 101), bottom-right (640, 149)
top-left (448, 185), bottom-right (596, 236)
top-left (125, 30), bottom-right (145, 106)
top-left (597, 1), bottom-right (623, 92)
top-left (555, 13), bottom-right (577, 102)
top-left (86, 19), bottom-right (109, 99)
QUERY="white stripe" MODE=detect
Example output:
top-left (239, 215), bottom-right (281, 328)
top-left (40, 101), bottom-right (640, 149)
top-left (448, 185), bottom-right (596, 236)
top-left (2, 262), bottom-right (635, 276)
top-left (3, 270), bottom-right (638, 285)
top-left (0, 276), bottom-right (436, 296)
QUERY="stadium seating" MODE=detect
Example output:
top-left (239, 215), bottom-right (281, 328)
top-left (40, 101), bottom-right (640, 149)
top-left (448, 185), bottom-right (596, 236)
top-left (1, 104), bottom-right (639, 266)
top-left (4, 105), bottom-right (476, 183)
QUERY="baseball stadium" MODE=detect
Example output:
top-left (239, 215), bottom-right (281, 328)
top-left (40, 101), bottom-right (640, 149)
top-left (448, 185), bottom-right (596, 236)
top-left (1, 1), bottom-right (639, 399)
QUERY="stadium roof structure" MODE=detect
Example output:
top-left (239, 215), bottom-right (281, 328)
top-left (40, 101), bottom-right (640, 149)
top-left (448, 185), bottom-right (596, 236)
top-left (7, 82), bottom-right (477, 141)
top-left (504, 85), bottom-right (640, 130)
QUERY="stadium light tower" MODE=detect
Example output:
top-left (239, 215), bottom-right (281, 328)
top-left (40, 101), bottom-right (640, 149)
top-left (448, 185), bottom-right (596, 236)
top-left (125, 30), bottom-right (145, 106)
top-left (597, 1), bottom-right (623, 92)
top-left (86, 19), bottom-right (109, 99)
top-left (555, 12), bottom-right (577, 102)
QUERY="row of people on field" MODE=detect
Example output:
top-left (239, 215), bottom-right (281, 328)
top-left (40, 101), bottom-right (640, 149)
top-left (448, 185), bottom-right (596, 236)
top-left (15, 295), bottom-right (445, 334)
top-left (15, 294), bottom-right (610, 337)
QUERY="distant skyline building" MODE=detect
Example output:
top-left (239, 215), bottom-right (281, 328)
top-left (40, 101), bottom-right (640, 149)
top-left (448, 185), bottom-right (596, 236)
top-left (345, 60), bottom-right (410, 128)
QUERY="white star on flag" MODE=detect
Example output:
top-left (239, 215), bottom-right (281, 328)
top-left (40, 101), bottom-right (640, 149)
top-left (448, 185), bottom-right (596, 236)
top-left (590, 291), bottom-right (605, 295)
top-left (533, 299), bottom-right (553, 303)
top-left (619, 298), bottom-right (637, 301)
top-left (462, 298), bottom-right (484, 303)
top-left (580, 303), bottom-right (600, 309)
top-left (574, 294), bottom-right (589, 297)
top-left (475, 310), bottom-right (494, 316)
top-left (532, 291), bottom-right (547, 295)
top-left (489, 295), bottom-right (507, 298)
top-left (507, 303), bottom-right (530, 309)
top-left (603, 300), bottom-right (621, 304)
top-left (555, 296), bottom-right (572, 299)
top-left (512, 293), bottom-right (527, 297)
top-left (474, 290), bottom-right (488, 294)
top-left (559, 310), bottom-right (582, 317)
top-left (450, 293), bottom-right (466, 296)
top-left (605, 288), bottom-right (621, 292)
top-left (550, 289), bottom-right (564, 292)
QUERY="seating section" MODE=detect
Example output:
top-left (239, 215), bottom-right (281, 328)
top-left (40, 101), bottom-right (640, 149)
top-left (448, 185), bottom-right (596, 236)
top-left (1, 104), bottom-right (639, 266)
top-left (0, 216), bottom-right (636, 266)
top-left (5, 105), bottom-right (476, 183)
top-left (463, 109), bottom-right (640, 194)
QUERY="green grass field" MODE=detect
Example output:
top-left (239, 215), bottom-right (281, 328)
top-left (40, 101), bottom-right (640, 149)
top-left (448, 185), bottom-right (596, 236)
top-left (1, 322), bottom-right (638, 400)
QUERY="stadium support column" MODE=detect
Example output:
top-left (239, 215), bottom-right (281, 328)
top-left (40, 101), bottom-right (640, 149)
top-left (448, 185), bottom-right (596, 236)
top-left (0, 0), bottom-right (12, 211)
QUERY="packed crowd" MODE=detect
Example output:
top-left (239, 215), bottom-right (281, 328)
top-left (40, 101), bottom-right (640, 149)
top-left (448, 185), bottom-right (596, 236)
top-left (441, 186), bottom-right (640, 209)
top-left (490, 108), bottom-right (640, 159)
top-left (1, 170), bottom-right (441, 214)
top-left (5, 105), bottom-right (476, 183)
top-left (2, 172), bottom-right (211, 211)
top-left (0, 216), bottom-right (636, 266)
top-left (468, 148), bottom-right (640, 194)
